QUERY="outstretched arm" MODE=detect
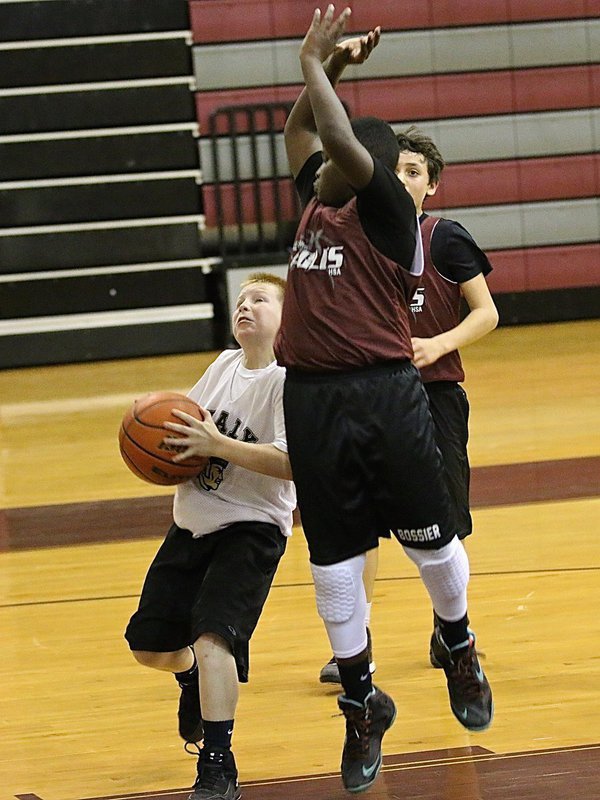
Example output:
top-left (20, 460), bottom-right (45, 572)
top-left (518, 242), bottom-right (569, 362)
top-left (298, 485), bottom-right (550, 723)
top-left (299, 7), bottom-right (375, 190)
top-left (285, 6), bottom-right (380, 182)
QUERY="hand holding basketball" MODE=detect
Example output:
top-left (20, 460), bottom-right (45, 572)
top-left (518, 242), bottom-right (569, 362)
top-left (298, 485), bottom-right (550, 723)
top-left (119, 391), bottom-right (210, 486)
top-left (163, 407), bottom-right (221, 463)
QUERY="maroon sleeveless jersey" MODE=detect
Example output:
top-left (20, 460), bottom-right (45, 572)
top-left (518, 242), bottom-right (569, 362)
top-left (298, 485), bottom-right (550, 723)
top-left (410, 215), bottom-right (465, 383)
top-left (275, 196), bottom-right (419, 371)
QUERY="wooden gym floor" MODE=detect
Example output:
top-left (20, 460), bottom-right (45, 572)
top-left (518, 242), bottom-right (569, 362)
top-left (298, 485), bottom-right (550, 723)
top-left (1, 319), bottom-right (599, 800)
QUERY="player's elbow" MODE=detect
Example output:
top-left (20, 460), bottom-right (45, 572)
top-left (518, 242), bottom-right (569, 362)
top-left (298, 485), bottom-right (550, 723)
top-left (270, 446), bottom-right (294, 481)
top-left (280, 458), bottom-right (294, 482)
top-left (284, 115), bottom-right (298, 142)
top-left (477, 294), bottom-right (499, 333)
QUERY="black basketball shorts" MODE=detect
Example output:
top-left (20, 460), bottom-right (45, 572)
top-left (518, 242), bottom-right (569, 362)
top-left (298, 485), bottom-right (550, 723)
top-left (124, 521), bottom-right (286, 682)
top-left (283, 360), bottom-right (458, 566)
top-left (425, 381), bottom-right (473, 539)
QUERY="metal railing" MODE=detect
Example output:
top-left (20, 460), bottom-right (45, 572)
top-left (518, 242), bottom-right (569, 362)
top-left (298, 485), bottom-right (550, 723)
top-left (206, 101), bottom-right (301, 259)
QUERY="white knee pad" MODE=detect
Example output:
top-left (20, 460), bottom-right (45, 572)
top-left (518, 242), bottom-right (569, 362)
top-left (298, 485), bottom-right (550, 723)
top-left (311, 555), bottom-right (364, 623)
top-left (311, 555), bottom-right (367, 659)
top-left (403, 537), bottom-right (469, 621)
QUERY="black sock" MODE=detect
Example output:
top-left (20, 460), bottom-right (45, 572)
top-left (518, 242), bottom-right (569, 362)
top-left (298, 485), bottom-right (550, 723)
top-left (203, 720), bottom-right (234, 750)
top-left (437, 613), bottom-right (470, 651)
top-left (433, 610), bottom-right (470, 628)
top-left (174, 649), bottom-right (198, 684)
top-left (338, 655), bottom-right (373, 704)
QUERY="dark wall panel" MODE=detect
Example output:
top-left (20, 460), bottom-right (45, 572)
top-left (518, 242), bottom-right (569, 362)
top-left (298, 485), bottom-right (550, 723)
top-left (0, 319), bottom-right (216, 369)
top-left (1, 179), bottom-right (201, 226)
top-left (1, 269), bottom-right (210, 319)
top-left (0, 223), bottom-right (202, 271)
top-left (0, 0), bottom-right (209, 369)
top-left (0, 131), bottom-right (199, 181)
top-left (0, 85), bottom-right (196, 134)
top-left (0, 39), bottom-right (191, 88)
top-left (495, 286), bottom-right (600, 325)
top-left (0, 0), bottom-right (190, 41)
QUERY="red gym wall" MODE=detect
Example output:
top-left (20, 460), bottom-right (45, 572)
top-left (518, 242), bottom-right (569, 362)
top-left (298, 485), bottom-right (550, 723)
top-left (190, 0), bottom-right (600, 298)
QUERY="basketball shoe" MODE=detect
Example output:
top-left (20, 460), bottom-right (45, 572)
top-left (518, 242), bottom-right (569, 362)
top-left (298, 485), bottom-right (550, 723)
top-left (430, 615), bottom-right (477, 668)
top-left (319, 627), bottom-right (376, 684)
top-left (189, 745), bottom-right (241, 800)
top-left (432, 627), bottom-right (493, 731)
top-left (177, 670), bottom-right (204, 743)
top-left (337, 687), bottom-right (396, 793)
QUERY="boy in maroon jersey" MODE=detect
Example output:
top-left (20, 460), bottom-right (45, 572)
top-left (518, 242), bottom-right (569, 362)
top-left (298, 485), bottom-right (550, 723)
top-left (398, 126), bottom-right (499, 663)
top-left (275, 7), bottom-right (493, 794)
top-left (319, 127), bottom-right (499, 682)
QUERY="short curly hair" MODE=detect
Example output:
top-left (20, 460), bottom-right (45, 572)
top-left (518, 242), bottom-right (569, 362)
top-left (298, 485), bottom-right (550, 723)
top-left (352, 116), bottom-right (400, 172)
top-left (396, 126), bottom-right (445, 185)
top-left (241, 271), bottom-right (286, 301)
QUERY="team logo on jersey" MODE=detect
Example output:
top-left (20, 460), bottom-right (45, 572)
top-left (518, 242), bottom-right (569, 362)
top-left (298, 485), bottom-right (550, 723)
top-left (410, 286), bottom-right (425, 313)
top-left (290, 229), bottom-right (344, 278)
top-left (193, 409), bottom-right (259, 492)
top-left (196, 457), bottom-right (228, 491)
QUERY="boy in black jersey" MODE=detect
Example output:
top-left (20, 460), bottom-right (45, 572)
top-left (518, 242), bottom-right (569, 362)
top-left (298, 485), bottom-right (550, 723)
top-left (398, 126), bottom-right (499, 664)
top-left (398, 128), bottom-right (499, 532)
top-left (319, 127), bottom-right (499, 681)
top-left (274, 7), bottom-right (493, 795)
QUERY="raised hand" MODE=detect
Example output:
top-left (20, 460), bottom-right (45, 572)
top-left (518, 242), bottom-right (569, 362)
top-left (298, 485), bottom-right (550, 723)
top-left (334, 27), bottom-right (381, 65)
top-left (300, 4), bottom-right (352, 64)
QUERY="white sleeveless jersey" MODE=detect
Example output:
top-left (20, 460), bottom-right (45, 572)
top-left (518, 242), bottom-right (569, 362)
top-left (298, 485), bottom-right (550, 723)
top-left (173, 349), bottom-right (296, 537)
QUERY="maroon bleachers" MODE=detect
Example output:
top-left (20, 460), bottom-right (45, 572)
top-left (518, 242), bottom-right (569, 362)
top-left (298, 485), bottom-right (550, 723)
top-left (189, 0), bottom-right (600, 318)
top-left (190, 0), bottom-right (598, 43)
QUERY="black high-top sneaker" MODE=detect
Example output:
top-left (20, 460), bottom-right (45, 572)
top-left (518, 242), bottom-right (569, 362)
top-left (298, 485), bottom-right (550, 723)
top-left (189, 745), bottom-right (241, 800)
top-left (337, 687), bottom-right (396, 793)
top-left (430, 615), bottom-right (477, 669)
top-left (432, 627), bottom-right (493, 731)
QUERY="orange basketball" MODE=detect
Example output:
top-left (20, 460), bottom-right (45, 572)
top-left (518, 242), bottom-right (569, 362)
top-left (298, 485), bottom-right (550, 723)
top-left (119, 391), bottom-right (209, 485)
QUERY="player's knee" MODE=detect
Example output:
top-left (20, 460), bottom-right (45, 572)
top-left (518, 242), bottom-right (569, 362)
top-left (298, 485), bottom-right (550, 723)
top-left (131, 649), bottom-right (166, 669)
top-left (194, 631), bottom-right (229, 659)
top-left (311, 560), bottom-right (361, 623)
top-left (403, 536), bottom-right (469, 598)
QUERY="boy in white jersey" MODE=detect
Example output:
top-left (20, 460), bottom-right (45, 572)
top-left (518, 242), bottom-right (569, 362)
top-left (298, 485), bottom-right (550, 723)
top-left (125, 273), bottom-right (295, 800)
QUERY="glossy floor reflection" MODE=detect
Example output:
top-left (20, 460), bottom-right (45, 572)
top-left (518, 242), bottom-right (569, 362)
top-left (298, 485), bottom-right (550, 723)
top-left (19, 743), bottom-right (598, 800)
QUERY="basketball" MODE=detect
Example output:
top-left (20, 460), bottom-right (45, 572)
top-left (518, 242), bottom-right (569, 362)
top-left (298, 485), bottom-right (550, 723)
top-left (119, 391), bottom-right (209, 485)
